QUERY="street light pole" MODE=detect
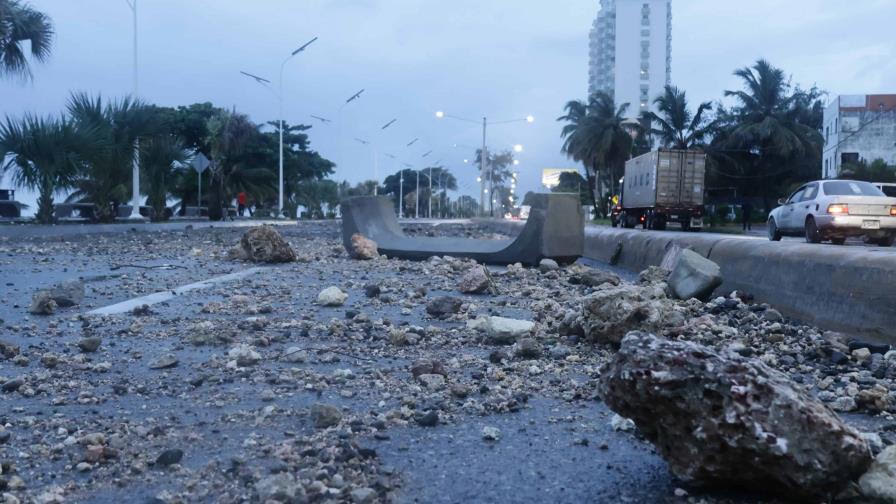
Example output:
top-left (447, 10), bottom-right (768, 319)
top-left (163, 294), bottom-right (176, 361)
top-left (242, 37), bottom-right (316, 220)
top-left (124, 0), bottom-right (143, 220)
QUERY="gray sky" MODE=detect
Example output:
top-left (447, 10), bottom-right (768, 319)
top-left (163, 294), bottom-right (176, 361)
top-left (3, 0), bottom-right (895, 212)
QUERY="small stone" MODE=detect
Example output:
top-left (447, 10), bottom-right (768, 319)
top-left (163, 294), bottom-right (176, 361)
top-left (458, 266), bottom-right (491, 294)
top-left (317, 286), bottom-right (348, 306)
top-left (40, 353), bottom-right (59, 368)
top-left (0, 427), bottom-right (10, 444)
top-left (256, 473), bottom-right (303, 502)
top-left (78, 337), bottom-right (102, 353)
top-left (416, 374), bottom-right (446, 390)
top-left (538, 258), bottom-right (559, 272)
top-left (763, 309), bottom-right (783, 322)
top-left (673, 488), bottom-right (688, 498)
top-left (228, 344), bottom-right (261, 366)
top-left (415, 410), bottom-right (439, 427)
top-left (155, 448), bottom-right (184, 467)
top-left (515, 338), bottom-right (542, 359)
top-left (363, 283), bottom-right (381, 298)
top-left (425, 296), bottom-right (463, 319)
top-left (350, 233), bottom-right (379, 260)
top-left (350, 487), bottom-right (377, 504)
top-left (610, 413), bottom-right (635, 432)
top-left (28, 291), bottom-right (56, 315)
top-left (310, 403), bottom-right (342, 428)
top-left (549, 344), bottom-right (571, 360)
top-left (75, 462), bottom-right (92, 472)
top-left (2, 379), bottom-right (24, 393)
top-left (482, 426), bottom-right (501, 441)
top-left (148, 354), bottom-right (178, 370)
top-left (852, 348), bottom-right (872, 363)
top-left (450, 384), bottom-right (470, 399)
top-left (282, 347), bottom-right (308, 363)
top-left (0, 340), bottom-right (20, 359)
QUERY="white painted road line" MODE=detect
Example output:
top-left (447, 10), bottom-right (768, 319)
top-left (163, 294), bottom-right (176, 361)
top-left (87, 267), bottom-right (268, 316)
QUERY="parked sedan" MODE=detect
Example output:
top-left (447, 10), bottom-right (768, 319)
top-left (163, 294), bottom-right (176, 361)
top-left (767, 180), bottom-right (896, 246)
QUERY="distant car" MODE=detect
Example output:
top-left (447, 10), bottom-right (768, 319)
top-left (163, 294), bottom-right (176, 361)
top-left (873, 182), bottom-right (896, 197)
top-left (767, 180), bottom-right (896, 246)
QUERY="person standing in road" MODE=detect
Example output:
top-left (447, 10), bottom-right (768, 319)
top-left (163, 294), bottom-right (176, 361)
top-left (742, 200), bottom-right (754, 231)
top-left (237, 191), bottom-right (248, 217)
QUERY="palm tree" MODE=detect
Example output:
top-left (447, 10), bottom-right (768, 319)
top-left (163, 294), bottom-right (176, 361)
top-left (0, 114), bottom-right (83, 223)
top-left (140, 134), bottom-right (187, 221)
top-left (558, 92), bottom-right (635, 217)
top-left (67, 93), bottom-right (159, 222)
top-left (205, 110), bottom-right (272, 220)
top-left (641, 85), bottom-right (714, 149)
top-left (0, 0), bottom-right (53, 80)
top-left (718, 59), bottom-right (824, 207)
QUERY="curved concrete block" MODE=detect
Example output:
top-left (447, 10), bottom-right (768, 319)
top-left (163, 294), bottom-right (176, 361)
top-left (340, 193), bottom-right (583, 265)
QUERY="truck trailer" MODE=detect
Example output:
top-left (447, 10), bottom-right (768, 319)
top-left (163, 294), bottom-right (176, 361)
top-left (617, 149), bottom-right (705, 231)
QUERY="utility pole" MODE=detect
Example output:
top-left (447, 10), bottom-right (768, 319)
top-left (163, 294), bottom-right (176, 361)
top-left (415, 170), bottom-right (420, 219)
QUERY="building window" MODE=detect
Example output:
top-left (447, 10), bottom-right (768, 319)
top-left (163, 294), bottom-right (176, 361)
top-left (641, 29), bottom-right (650, 37)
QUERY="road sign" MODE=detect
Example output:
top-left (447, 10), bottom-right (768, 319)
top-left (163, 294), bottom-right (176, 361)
top-left (192, 153), bottom-right (210, 174)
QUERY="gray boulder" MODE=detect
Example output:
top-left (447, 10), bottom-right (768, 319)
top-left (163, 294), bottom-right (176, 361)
top-left (599, 331), bottom-right (872, 501)
top-left (668, 249), bottom-right (722, 300)
top-left (46, 280), bottom-right (85, 307)
top-left (581, 284), bottom-right (671, 345)
top-left (28, 291), bottom-right (57, 315)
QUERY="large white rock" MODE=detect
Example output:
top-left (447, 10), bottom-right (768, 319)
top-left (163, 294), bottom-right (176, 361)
top-left (859, 445), bottom-right (896, 502)
top-left (668, 249), bottom-right (722, 301)
top-left (317, 286), bottom-right (348, 306)
top-left (484, 316), bottom-right (535, 345)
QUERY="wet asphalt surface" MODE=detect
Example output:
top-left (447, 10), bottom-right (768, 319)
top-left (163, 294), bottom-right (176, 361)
top-left (0, 220), bottom-right (879, 503)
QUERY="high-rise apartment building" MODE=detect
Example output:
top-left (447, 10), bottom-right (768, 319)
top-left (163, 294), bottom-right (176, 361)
top-left (588, 0), bottom-right (672, 118)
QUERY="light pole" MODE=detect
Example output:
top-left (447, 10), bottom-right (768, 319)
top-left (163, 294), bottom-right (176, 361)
top-left (124, 0), bottom-right (143, 220)
top-left (435, 111), bottom-right (534, 216)
top-left (241, 36), bottom-right (317, 219)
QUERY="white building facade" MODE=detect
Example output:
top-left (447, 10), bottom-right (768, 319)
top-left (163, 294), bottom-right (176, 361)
top-left (589, 0), bottom-right (672, 118)
top-left (822, 94), bottom-right (896, 179)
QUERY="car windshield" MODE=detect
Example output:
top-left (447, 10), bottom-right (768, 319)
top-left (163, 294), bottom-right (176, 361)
top-left (822, 181), bottom-right (885, 196)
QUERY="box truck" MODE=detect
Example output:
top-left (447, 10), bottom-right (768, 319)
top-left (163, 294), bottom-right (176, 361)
top-left (617, 149), bottom-right (705, 231)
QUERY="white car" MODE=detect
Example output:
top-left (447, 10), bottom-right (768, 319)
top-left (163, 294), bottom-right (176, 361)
top-left (767, 179), bottom-right (896, 246)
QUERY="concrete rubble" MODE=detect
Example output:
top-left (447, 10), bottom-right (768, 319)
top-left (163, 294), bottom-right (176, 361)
top-left (599, 331), bottom-right (872, 501)
top-left (2, 220), bottom-right (895, 503)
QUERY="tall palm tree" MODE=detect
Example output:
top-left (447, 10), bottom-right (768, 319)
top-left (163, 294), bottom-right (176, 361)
top-left (718, 59), bottom-right (824, 207)
top-left (558, 92), bottom-right (635, 217)
top-left (141, 134), bottom-right (187, 221)
top-left (641, 85), bottom-right (714, 149)
top-left (205, 110), bottom-right (272, 220)
top-left (67, 93), bottom-right (159, 222)
top-left (0, 114), bottom-right (84, 223)
top-left (0, 0), bottom-right (53, 80)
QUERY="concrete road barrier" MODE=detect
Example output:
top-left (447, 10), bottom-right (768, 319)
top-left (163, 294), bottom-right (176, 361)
top-left (584, 226), bottom-right (896, 340)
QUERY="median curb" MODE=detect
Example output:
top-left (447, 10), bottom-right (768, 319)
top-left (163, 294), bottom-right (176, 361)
top-left (584, 226), bottom-right (896, 340)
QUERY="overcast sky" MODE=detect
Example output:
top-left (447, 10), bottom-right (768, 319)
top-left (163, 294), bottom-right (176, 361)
top-left (3, 0), bottom-right (895, 212)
